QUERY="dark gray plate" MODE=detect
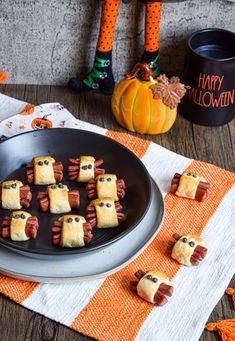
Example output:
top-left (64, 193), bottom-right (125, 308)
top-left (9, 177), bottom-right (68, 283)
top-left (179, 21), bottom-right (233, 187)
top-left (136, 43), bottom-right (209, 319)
top-left (0, 128), bottom-right (151, 255)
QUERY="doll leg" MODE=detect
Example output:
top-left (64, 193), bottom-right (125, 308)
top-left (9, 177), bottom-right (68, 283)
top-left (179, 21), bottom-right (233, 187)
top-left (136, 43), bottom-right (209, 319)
top-left (69, 0), bottom-right (121, 95)
top-left (141, 1), bottom-right (162, 77)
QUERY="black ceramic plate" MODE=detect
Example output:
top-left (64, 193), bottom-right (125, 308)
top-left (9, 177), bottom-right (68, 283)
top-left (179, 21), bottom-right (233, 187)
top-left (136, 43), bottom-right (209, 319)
top-left (0, 128), bottom-right (151, 255)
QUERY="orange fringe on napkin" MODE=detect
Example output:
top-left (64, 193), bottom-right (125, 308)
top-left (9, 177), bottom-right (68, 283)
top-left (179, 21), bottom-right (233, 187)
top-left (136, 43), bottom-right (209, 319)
top-left (205, 319), bottom-right (235, 341)
top-left (226, 288), bottom-right (235, 309)
top-left (0, 71), bottom-right (7, 84)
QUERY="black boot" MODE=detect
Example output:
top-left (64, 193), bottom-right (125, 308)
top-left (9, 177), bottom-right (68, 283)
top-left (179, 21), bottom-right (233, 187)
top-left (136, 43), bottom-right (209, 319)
top-left (141, 50), bottom-right (160, 77)
top-left (68, 51), bottom-right (115, 96)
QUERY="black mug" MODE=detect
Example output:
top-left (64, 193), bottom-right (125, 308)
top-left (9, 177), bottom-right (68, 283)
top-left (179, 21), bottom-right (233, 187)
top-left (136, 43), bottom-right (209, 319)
top-left (180, 28), bottom-right (235, 126)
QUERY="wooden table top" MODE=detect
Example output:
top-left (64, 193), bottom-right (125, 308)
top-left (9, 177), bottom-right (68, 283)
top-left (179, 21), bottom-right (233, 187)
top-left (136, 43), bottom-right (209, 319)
top-left (0, 84), bottom-right (234, 341)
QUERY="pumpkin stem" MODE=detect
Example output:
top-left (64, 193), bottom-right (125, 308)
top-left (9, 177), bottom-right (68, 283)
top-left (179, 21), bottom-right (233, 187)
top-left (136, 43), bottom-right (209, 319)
top-left (125, 63), bottom-right (156, 82)
top-left (42, 113), bottom-right (52, 120)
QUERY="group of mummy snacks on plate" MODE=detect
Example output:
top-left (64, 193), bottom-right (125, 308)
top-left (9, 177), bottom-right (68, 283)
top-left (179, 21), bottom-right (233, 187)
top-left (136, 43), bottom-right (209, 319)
top-left (0, 155), bottom-right (126, 248)
top-left (131, 170), bottom-right (210, 306)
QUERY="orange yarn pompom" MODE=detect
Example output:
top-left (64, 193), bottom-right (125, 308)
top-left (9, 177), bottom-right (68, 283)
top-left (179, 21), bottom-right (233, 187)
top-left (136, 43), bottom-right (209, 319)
top-left (0, 71), bottom-right (7, 84)
top-left (205, 319), bottom-right (235, 341)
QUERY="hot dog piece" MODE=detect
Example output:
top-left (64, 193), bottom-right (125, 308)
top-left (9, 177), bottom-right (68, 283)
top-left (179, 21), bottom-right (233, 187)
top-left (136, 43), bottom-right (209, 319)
top-left (86, 199), bottom-right (126, 228)
top-left (131, 269), bottom-right (174, 306)
top-left (170, 172), bottom-right (210, 201)
top-left (68, 156), bottom-right (105, 183)
top-left (168, 233), bottom-right (208, 266)
top-left (51, 215), bottom-right (93, 247)
top-left (37, 184), bottom-right (80, 213)
top-left (0, 181), bottom-right (32, 210)
top-left (86, 174), bottom-right (126, 201)
top-left (1, 211), bottom-right (39, 241)
top-left (25, 156), bottom-right (63, 185)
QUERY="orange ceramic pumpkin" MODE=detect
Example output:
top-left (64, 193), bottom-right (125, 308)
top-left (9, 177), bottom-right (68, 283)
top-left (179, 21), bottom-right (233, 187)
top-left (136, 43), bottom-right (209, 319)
top-left (112, 63), bottom-right (177, 135)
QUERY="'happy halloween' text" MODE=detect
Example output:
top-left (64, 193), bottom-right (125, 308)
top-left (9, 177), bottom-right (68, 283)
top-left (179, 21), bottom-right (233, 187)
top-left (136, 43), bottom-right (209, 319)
top-left (187, 73), bottom-right (234, 108)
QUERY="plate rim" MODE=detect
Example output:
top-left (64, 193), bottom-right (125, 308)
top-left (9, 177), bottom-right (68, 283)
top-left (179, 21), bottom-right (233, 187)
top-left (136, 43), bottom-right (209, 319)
top-left (0, 128), bottom-right (152, 255)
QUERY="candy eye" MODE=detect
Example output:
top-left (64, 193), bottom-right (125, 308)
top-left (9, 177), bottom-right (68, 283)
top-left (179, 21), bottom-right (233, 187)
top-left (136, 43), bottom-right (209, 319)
top-left (3, 185), bottom-right (10, 189)
top-left (182, 237), bottom-right (187, 243)
top-left (106, 203), bottom-right (112, 208)
top-left (107, 178), bottom-right (112, 182)
top-left (75, 217), bottom-right (80, 223)
top-left (192, 174), bottom-right (197, 178)
top-left (38, 161), bottom-right (43, 166)
top-left (99, 177), bottom-right (104, 182)
top-left (146, 274), bottom-right (152, 280)
top-left (82, 165), bottom-right (88, 170)
top-left (67, 218), bottom-right (73, 223)
top-left (51, 185), bottom-right (56, 189)
top-left (87, 164), bottom-right (92, 169)
top-left (189, 241), bottom-right (195, 247)
top-left (58, 183), bottom-right (63, 188)
top-left (20, 214), bottom-right (26, 219)
top-left (11, 183), bottom-right (17, 188)
top-left (99, 202), bottom-right (104, 207)
top-left (152, 277), bottom-right (158, 283)
top-left (13, 214), bottom-right (20, 219)
top-left (186, 172), bottom-right (191, 176)
top-left (44, 160), bottom-right (49, 165)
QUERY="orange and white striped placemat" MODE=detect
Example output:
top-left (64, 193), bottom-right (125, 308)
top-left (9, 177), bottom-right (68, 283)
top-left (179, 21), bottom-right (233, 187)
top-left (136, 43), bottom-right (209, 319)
top-left (0, 95), bottom-right (234, 341)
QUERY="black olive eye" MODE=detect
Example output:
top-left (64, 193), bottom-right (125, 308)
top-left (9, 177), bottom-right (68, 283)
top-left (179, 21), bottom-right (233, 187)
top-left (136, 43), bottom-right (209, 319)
top-left (107, 178), bottom-right (112, 182)
top-left (11, 183), bottom-right (17, 188)
top-left (58, 183), bottom-right (63, 188)
top-left (106, 203), bottom-right (111, 208)
top-left (21, 214), bottom-right (26, 219)
top-left (87, 164), bottom-right (92, 169)
top-left (99, 177), bottom-right (104, 182)
top-left (67, 218), bottom-right (73, 223)
top-left (189, 241), bottom-right (195, 247)
top-left (44, 160), bottom-right (49, 165)
top-left (75, 217), bottom-right (80, 223)
top-left (152, 277), bottom-right (158, 283)
top-left (146, 274), bottom-right (152, 280)
top-left (182, 237), bottom-right (187, 243)
top-left (186, 172), bottom-right (191, 176)
top-left (99, 202), bottom-right (104, 207)
top-left (38, 161), bottom-right (43, 166)
top-left (82, 165), bottom-right (88, 170)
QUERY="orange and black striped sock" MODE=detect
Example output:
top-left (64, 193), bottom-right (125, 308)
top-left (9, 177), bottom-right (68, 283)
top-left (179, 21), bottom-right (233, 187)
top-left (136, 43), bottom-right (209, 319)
top-left (142, 1), bottom-right (163, 76)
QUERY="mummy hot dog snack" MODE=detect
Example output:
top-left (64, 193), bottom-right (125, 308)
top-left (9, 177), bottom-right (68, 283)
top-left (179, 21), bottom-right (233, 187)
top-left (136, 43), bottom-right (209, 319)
top-left (170, 172), bottom-right (210, 201)
top-left (0, 180), bottom-right (32, 209)
top-left (37, 183), bottom-right (80, 214)
top-left (86, 174), bottom-right (126, 201)
top-left (68, 156), bottom-right (105, 182)
top-left (130, 269), bottom-right (174, 306)
top-left (1, 211), bottom-right (39, 241)
top-left (167, 233), bottom-right (208, 266)
top-left (26, 156), bottom-right (63, 185)
top-left (52, 215), bottom-right (93, 247)
top-left (86, 198), bottom-right (125, 228)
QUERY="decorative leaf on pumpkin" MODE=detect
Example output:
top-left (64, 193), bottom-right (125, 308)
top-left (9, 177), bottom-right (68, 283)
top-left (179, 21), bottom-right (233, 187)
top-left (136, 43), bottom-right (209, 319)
top-left (150, 74), bottom-right (190, 109)
top-left (205, 319), bottom-right (235, 341)
top-left (226, 288), bottom-right (235, 309)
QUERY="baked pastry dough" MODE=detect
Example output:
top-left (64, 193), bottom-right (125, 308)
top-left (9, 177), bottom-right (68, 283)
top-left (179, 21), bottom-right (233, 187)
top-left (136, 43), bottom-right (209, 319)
top-left (1, 180), bottom-right (23, 210)
top-left (78, 156), bottom-right (95, 182)
top-left (33, 156), bottom-right (56, 185)
top-left (96, 174), bottom-right (118, 201)
top-left (59, 215), bottom-right (86, 248)
top-left (176, 172), bottom-right (206, 200)
top-left (137, 270), bottom-right (170, 304)
top-left (171, 234), bottom-right (206, 266)
top-left (48, 184), bottom-right (71, 214)
top-left (10, 211), bottom-right (31, 241)
top-left (92, 198), bottom-right (118, 228)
